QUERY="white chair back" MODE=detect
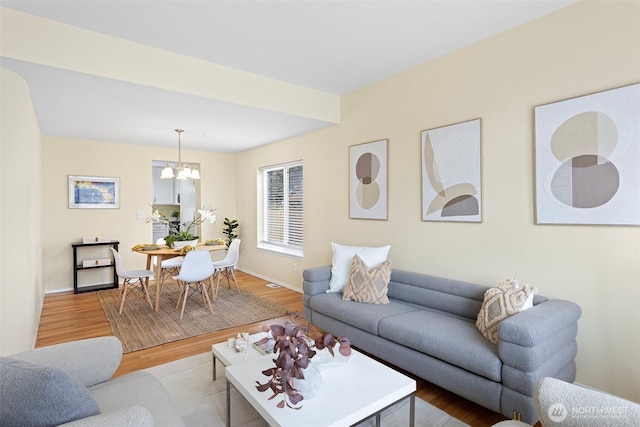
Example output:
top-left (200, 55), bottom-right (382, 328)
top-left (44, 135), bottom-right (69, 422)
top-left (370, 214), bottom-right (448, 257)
top-left (110, 247), bottom-right (133, 280)
top-left (217, 239), bottom-right (241, 267)
top-left (176, 250), bottom-right (214, 282)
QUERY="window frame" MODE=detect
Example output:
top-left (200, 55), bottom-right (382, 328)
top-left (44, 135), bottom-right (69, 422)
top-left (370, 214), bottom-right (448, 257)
top-left (257, 160), bottom-right (304, 259)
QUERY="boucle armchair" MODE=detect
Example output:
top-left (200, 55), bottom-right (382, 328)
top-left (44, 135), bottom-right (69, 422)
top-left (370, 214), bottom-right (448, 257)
top-left (494, 377), bottom-right (640, 427)
top-left (1, 337), bottom-right (184, 426)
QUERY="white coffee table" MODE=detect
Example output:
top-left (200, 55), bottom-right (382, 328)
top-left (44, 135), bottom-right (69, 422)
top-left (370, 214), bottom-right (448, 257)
top-left (211, 332), bottom-right (269, 380)
top-left (225, 347), bottom-right (416, 427)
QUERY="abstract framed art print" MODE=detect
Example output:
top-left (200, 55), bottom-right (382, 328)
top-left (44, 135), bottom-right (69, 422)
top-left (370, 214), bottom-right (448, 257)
top-left (534, 83), bottom-right (640, 225)
top-left (349, 139), bottom-right (388, 220)
top-left (421, 119), bottom-right (482, 222)
top-left (68, 175), bottom-right (120, 209)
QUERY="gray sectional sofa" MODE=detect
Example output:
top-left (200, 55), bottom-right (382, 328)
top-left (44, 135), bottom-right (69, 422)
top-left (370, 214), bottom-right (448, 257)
top-left (302, 266), bottom-right (582, 424)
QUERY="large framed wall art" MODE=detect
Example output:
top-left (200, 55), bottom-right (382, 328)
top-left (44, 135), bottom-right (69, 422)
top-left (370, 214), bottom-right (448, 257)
top-left (69, 175), bottom-right (120, 209)
top-left (421, 118), bottom-right (482, 222)
top-left (349, 139), bottom-right (388, 220)
top-left (534, 83), bottom-right (640, 225)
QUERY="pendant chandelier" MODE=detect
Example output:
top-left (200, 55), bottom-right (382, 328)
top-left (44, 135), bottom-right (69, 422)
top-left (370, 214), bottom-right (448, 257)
top-left (160, 129), bottom-right (200, 180)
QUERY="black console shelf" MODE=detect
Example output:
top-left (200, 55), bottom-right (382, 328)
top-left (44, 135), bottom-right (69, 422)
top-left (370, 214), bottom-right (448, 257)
top-left (72, 240), bottom-right (120, 294)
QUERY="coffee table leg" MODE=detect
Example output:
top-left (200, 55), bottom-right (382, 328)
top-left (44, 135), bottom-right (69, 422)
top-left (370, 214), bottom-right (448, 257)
top-left (410, 393), bottom-right (415, 427)
top-left (226, 379), bottom-right (231, 427)
top-left (375, 413), bottom-right (381, 427)
top-left (212, 355), bottom-right (217, 380)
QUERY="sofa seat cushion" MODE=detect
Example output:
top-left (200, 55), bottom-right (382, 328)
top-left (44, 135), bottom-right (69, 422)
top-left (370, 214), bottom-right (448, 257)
top-left (378, 310), bottom-right (502, 382)
top-left (88, 371), bottom-right (185, 427)
top-left (308, 293), bottom-right (419, 335)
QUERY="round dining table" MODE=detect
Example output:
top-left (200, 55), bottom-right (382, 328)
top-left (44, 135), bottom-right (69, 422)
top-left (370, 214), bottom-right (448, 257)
top-left (134, 244), bottom-right (226, 311)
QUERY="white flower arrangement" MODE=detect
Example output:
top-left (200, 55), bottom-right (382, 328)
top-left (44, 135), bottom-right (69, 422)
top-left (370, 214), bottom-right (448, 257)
top-left (145, 205), bottom-right (216, 247)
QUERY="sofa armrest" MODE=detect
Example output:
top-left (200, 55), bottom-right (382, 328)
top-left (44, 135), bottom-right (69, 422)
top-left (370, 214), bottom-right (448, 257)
top-left (10, 337), bottom-right (122, 387)
top-left (60, 406), bottom-right (154, 427)
top-left (499, 299), bottom-right (582, 347)
top-left (303, 266), bottom-right (332, 296)
top-left (499, 299), bottom-right (582, 405)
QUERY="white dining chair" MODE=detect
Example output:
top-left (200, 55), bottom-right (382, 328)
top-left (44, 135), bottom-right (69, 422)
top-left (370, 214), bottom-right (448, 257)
top-left (153, 238), bottom-right (184, 291)
top-left (110, 248), bottom-right (155, 315)
top-left (211, 239), bottom-right (241, 300)
top-left (174, 250), bottom-right (215, 319)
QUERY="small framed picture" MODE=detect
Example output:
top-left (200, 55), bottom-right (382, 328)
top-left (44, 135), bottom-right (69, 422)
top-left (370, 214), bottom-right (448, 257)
top-left (68, 175), bottom-right (120, 209)
top-left (349, 139), bottom-right (388, 220)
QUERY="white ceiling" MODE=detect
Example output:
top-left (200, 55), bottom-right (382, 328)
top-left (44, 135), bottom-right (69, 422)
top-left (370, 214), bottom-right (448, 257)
top-left (0, 0), bottom-right (576, 153)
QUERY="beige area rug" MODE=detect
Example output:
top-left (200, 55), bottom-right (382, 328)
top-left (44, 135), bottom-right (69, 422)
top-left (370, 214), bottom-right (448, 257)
top-left (145, 352), bottom-right (469, 427)
top-left (97, 284), bottom-right (289, 353)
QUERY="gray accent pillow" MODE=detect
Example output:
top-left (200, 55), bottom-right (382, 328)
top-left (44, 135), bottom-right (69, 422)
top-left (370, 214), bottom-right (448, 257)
top-left (0, 356), bottom-right (101, 427)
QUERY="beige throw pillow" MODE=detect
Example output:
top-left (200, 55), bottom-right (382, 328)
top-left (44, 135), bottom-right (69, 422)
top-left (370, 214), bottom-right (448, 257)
top-left (342, 254), bottom-right (392, 304)
top-left (476, 278), bottom-right (536, 344)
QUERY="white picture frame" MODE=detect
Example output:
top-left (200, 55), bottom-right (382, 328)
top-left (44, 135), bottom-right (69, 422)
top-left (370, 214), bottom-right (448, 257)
top-left (349, 139), bottom-right (388, 220)
top-left (534, 83), bottom-right (640, 225)
top-left (69, 175), bottom-right (120, 209)
top-left (421, 119), bottom-right (482, 222)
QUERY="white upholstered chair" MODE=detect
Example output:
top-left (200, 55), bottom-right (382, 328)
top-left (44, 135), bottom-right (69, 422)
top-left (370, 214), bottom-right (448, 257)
top-left (492, 377), bottom-right (640, 427)
top-left (174, 250), bottom-right (214, 319)
top-left (211, 239), bottom-right (241, 299)
top-left (110, 248), bottom-right (154, 315)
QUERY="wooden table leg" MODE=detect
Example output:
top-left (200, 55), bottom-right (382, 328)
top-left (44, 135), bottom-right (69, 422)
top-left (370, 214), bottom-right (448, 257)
top-left (144, 254), bottom-right (152, 281)
top-left (154, 255), bottom-right (163, 312)
top-left (143, 254), bottom-right (154, 309)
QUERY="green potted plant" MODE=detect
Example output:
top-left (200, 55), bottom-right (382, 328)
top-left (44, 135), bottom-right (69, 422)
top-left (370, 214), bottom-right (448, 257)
top-left (222, 217), bottom-right (239, 247)
top-left (255, 314), bottom-right (351, 408)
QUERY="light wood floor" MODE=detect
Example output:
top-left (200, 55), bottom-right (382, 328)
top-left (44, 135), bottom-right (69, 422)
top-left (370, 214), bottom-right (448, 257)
top-left (37, 270), bottom-right (508, 426)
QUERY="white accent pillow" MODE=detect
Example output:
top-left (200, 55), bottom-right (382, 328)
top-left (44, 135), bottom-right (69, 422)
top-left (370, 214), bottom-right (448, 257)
top-left (327, 243), bottom-right (391, 293)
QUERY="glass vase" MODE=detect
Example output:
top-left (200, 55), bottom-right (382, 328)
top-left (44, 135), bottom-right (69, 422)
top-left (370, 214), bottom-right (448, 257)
top-left (292, 362), bottom-right (322, 400)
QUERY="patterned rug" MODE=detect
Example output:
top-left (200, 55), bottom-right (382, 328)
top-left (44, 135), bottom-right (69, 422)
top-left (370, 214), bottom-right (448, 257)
top-left (97, 283), bottom-right (289, 353)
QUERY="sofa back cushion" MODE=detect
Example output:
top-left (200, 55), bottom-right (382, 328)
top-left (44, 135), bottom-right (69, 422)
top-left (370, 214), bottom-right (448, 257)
top-left (387, 269), bottom-right (489, 320)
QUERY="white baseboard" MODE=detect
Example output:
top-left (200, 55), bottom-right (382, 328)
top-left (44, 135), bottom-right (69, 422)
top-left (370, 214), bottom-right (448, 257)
top-left (45, 274), bottom-right (299, 295)
top-left (45, 287), bottom-right (74, 295)
top-left (236, 267), bottom-right (302, 294)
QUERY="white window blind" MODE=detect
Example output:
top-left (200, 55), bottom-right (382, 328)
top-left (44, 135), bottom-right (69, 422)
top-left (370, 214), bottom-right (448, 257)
top-left (258, 161), bottom-right (303, 258)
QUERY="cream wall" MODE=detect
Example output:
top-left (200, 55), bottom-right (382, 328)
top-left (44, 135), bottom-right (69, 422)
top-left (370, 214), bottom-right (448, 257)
top-left (0, 68), bottom-right (44, 355)
top-left (41, 137), bottom-right (237, 293)
top-left (236, 1), bottom-right (640, 402)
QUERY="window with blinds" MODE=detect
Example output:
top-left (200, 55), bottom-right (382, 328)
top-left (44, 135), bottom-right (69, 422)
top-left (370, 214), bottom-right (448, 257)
top-left (258, 161), bottom-right (303, 258)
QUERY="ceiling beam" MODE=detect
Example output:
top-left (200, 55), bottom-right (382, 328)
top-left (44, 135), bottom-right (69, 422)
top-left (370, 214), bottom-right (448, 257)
top-left (0, 7), bottom-right (340, 124)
